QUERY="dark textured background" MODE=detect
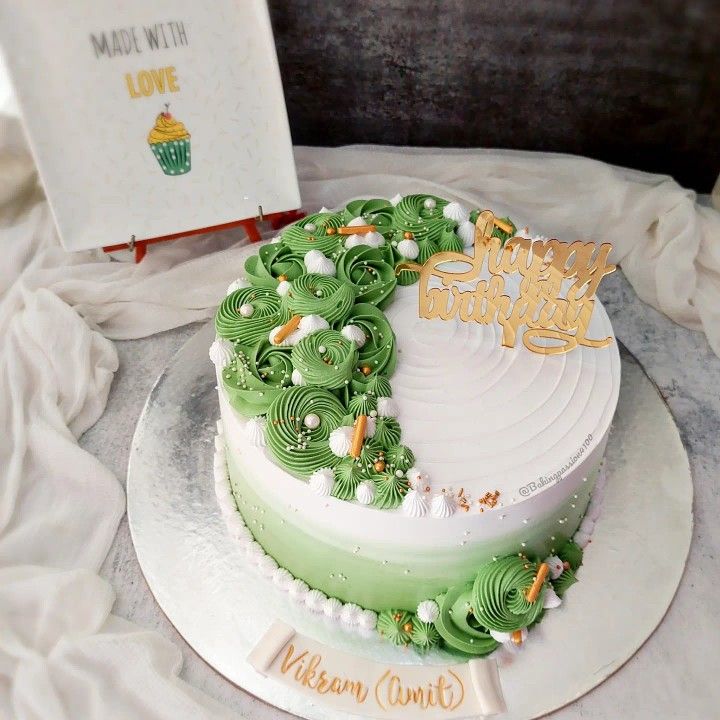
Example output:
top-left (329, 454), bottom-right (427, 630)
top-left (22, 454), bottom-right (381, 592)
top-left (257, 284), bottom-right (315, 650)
top-left (268, 0), bottom-right (719, 191)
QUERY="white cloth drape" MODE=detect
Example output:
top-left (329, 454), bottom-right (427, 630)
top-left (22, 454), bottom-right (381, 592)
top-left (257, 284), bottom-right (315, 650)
top-left (1, 113), bottom-right (718, 719)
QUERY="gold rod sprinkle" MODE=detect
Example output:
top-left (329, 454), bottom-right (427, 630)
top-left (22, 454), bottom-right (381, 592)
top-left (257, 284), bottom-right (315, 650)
top-left (272, 315), bottom-right (301, 345)
top-left (337, 225), bottom-right (376, 235)
top-left (349, 415), bottom-right (367, 458)
top-left (526, 562), bottom-right (549, 603)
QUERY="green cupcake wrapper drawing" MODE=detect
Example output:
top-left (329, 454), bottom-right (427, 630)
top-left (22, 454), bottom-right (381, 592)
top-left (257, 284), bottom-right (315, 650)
top-left (149, 138), bottom-right (191, 176)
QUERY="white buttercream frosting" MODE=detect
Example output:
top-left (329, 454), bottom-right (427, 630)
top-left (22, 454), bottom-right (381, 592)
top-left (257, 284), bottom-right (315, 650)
top-left (304, 249), bottom-right (336, 276)
top-left (345, 232), bottom-right (385, 250)
top-left (305, 589), bottom-right (327, 612)
top-left (257, 554), bottom-right (278, 577)
top-left (288, 578), bottom-right (309, 602)
top-left (442, 201), bottom-right (469, 223)
top-left (406, 467), bottom-right (428, 490)
top-left (272, 567), bottom-right (293, 589)
top-left (345, 218), bottom-right (385, 249)
top-left (430, 492), bottom-right (456, 519)
top-left (291, 369), bottom-right (305, 386)
top-left (579, 516), bottom-right (595, 535)
top-left (401, 489), bottom-right (428, 518)
top-left (573, 530), bottom-right (591, 549)
top-left (358, 609), bottom-right (378, 630)
top-left (209, 338), bottom-right (235, 369)
top-left (364, 416), bottom-right (376, 438)
top-left (244, 417), bottom-right (267, 447)
top-left (544, 555), bottom-right (565, 580)
top-left (355, 480), bottom-right (375, 505)
top-left (340, 603), bottom-right (362, 626)
top-left (269, 314), bottom-right (329, 347)
top-left (341, 324), bottom-right (367, 348)
top-left (329, 426), bottom-right (354, 457)
top-left (416, 599), bottom-right (440, 624)
top-left (457, 220), bottom-right (476, 247)
top-left (276, 280), bottom-right (292, 296)
top-left (299, 314), bottom-right (330, 335)
top-left (490, 627), bottom-right (527, 652)
top-left (390, 193), bottom-right (403, 206)
top-left (397, 239), bottom-right (419, 260)
top-left (309, 467), bottom-right (335, 496)
top-left (322, 597), bottom-right (343, 619)
top-left (376, 396), bottom-right (399, 418)
top-left (226, 278), bottom-right (249, 294)
top-left (543, 586), bottom-right (562, 609)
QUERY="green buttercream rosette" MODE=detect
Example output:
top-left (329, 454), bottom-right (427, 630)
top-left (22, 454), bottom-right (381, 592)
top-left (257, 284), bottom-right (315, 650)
top-left (372, 471), bottom-right (409, 509)
top-left (383, 444), bottom-right (415, 474)
top-left (346, 391), bottom-right (378, 416)
top-left (244, 244), bottom-right (306, 289)
top-left (372, 417), bottom-right (401, 446)
top-left (351, 373), bottom-right (393, 398)
top-left (377, 609), bottom-right (413, 646)
top-left (215, 287), bottom-right (285, 345)
top-left (344, 303), bottom-right (396, 380)
top-left (281, 212), bottom-right (345, 256)
top-left (335, 245), bottom-right (397, 309)
top-left (558, 540), bottom-right (583, 571)
top-left (332, 457), bottom-right (365, 500)
top-left (222, 339), bottom-right (293, 416)
top-left (472, 556), bottom-right (547, 633)
top-left (392, 194), bottom-right (448, 243)
top-left (411, 617), bottom-right (441, 652)
top-left (282, 273), bottom-right (356, 326)
top-left (265, 386), bottom-right (346, 477)
top-left (344, 198), bottom-right (395, 235)
top-left (434, 584), bottom-right (499, 656)
top-left (438, 223), bottom-right (464, 253)
top-left (553, 540), bottom-right (583, 596)
top-left (291, 330), bottom-right (358, 390)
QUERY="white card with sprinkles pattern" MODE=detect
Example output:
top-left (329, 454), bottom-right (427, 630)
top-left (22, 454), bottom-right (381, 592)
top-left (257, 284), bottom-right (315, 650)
top-left (0, 0), bottom-right (300, 251)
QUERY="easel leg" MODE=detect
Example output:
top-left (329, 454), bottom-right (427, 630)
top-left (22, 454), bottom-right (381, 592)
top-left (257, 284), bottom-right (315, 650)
top-left (135, 241), bottom-right (148, 263)
top-left (240, 218), bottom-right (262, 243)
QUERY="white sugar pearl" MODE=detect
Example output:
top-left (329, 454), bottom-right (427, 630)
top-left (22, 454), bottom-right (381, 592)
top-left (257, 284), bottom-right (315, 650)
top-left (318, 345), bottom-right (327, 354)
top-left (315, 289), bottom-right (323, 297)
top-left (395, 469), bottom-right (404, 478)
top-left (303, 413), bottom-right (320, 430)
top-left (239, 303), bottom-right (254, 317)
top-left (305, 222), bottom-right (317, 232)
top-left (423, 197), bottom-right (436, 210)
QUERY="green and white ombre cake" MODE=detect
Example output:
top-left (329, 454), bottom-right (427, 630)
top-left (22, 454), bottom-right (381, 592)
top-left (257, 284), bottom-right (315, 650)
top-left (210, 194), bottom-right (619, 657)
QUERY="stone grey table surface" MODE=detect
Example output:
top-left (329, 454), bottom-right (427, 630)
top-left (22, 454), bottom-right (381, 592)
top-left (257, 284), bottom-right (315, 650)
top-left (86, 268), bottom-right (718, 720)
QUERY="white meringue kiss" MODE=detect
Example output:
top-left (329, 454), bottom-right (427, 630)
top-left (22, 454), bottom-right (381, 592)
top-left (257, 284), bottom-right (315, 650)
top-left (304, 249), bottom-right (336, 276)
top-left (329, 426), bottom-right (354, 457)
top-left (209, 338), bottom-right (235, 369)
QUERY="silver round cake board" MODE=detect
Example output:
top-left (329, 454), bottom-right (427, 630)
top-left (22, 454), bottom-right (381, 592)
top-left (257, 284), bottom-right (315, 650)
top-left (128, 322), bottom-right (692, 720)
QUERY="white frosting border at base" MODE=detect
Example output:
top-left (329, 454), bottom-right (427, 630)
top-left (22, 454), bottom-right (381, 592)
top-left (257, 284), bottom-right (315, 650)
top-left (213, 419), bottom-right (608, 649)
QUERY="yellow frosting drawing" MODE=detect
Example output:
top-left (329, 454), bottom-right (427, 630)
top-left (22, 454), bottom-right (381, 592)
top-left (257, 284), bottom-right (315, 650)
top-left (148, 105), bottom-right (191, 175)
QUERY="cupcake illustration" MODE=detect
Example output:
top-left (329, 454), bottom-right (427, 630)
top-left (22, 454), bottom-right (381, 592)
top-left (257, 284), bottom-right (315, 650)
top-left (147, 105), bottom-right (191, 175)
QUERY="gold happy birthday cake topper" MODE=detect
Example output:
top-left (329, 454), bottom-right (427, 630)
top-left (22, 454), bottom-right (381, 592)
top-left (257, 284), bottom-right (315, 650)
top-left (396, 210), bottom-right (616, 355)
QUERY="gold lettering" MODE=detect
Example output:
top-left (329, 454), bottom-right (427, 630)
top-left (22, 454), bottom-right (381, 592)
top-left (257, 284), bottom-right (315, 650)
top-left (414, 211), bottom-right (615, 355)
top-left (279, 644), bottom-right (367, 704)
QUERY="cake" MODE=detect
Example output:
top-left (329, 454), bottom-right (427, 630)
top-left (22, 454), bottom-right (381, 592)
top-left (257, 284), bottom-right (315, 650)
top-left (210, 194), bottom-right (619, 657)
